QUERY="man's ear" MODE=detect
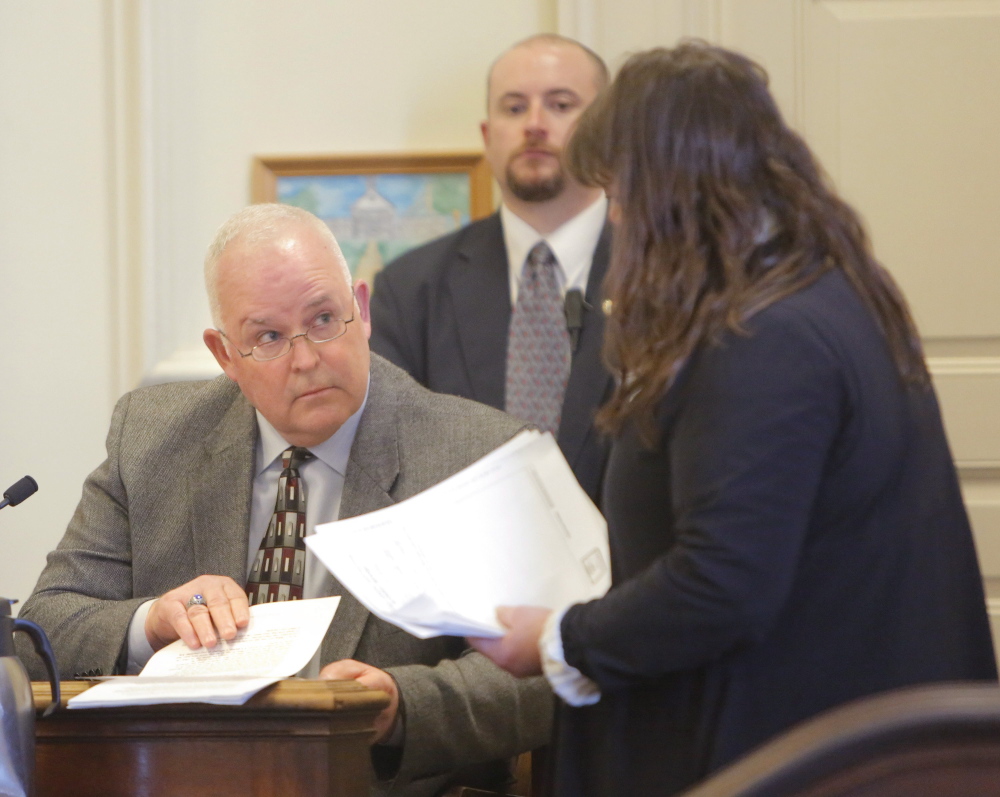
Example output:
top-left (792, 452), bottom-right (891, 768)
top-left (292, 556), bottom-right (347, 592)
top-left (353, 280), bottom-right (372, 339)
top-left (480, 120), bottom-right (490, 146)
top-left (204, 328), bottom-right (239, 381)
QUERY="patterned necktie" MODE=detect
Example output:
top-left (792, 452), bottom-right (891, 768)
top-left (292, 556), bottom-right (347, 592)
top-left (247, 446), bottom-right (314, 605)
top-left (506, 241), bottom-right (571, 435)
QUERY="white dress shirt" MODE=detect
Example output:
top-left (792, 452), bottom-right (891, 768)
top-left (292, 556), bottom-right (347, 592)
top-left (501, 195), bottom-right (608, 303)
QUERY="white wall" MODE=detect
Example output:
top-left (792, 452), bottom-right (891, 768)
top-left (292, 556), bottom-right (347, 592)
top-left (0, 2), bottom-right (117, 610)
top-left (0, 0), bottom-right (552, 609)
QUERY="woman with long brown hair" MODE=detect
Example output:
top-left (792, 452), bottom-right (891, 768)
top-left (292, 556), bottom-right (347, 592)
top-left (472, 41), bottom-right (996, 795)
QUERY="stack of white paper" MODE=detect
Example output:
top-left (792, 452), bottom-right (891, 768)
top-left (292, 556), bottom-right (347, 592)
top-left (67, 596), bottom-right (341, 709)
top-left (307, 430), bottom-right (610, 639)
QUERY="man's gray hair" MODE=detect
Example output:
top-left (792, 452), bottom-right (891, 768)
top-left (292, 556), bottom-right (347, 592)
top-left (204, 203), bottom-right (353, 327)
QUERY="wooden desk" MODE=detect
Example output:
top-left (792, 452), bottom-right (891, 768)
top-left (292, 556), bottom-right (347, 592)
top-left (32, 679), bottom-right (390, 797)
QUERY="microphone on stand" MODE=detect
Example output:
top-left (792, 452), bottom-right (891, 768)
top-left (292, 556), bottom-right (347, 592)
top-left (0, 470), bottom-right (60, 786)
top-left (0, 476), bottom-right (38, 511)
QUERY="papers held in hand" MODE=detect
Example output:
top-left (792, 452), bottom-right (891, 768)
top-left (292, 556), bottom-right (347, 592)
top-left (306, 430), bottom-right (610, 639)
top-left (67, 596), bottom-right (341, 709)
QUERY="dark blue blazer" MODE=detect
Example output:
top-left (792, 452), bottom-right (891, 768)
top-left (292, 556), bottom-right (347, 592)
top-left (556, 269), bottom-right (998, 796)
top-left (370, 212), bottom-right (614, 503)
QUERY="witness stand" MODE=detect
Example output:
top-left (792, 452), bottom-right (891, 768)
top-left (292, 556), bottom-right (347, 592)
top-left (31, 679), bottom-right (390, 797)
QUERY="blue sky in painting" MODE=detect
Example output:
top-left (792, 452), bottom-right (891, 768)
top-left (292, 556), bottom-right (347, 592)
top-left (277, 173), bottom-right (442, 218)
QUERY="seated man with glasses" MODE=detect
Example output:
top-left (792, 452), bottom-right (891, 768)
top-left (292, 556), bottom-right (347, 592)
top-left (18, 203), bottom-right (552, 797)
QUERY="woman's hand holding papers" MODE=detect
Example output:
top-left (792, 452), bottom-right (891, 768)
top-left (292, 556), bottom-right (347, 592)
top-left (320, 659), bottom-right (400, 743)
top-left (468, 606), bottom-right (550, 677)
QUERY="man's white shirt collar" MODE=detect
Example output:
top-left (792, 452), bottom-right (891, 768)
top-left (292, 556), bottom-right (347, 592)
top-left (501, 195), bottom-right (608, 304)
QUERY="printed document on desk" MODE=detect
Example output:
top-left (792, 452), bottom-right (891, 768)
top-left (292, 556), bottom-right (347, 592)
top-left (67, 596), bottom-right (341, 709)
top-left (307, 431), bottom-right (610, 639)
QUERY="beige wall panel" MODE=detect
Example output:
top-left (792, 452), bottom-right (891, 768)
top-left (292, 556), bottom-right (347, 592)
top-left (589, 0), bottom-right (1000, 344)
top-left (964, 475), bottom-right (1000, 570)
top-left (583, 0), bottom-right (800, 140)
top-left (932, 362), bottom-right (1000, 467)
top-left (961, 473), bottom-right (1000, 636)
top-left (717, 0), bottom-right (800, 123)
top-left (940, 365), bottom-right (1000, 600)
top-left (589, 0), bottom-right (686, 68)
top-left (803, 1), bottom-right (1000, 340)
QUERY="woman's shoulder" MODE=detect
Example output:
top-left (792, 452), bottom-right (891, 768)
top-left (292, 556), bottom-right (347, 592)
top-left (682, 270), bottom-right (877, 394)
top-left (753, 269), bottom-right (865, 329)
top-left (740, 269), bottom-right (884, 358)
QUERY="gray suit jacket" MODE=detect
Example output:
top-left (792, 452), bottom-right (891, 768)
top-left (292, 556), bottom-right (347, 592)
top-left (18, 355), bottom-right (553, 796)
top-left (370, 212), bottom-right (614, 504)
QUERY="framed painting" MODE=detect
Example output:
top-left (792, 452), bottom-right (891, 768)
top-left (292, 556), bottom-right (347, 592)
top-left (251, 152), bottom-right (494, 283)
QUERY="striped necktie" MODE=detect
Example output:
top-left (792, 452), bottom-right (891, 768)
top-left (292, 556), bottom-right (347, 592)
top-left (247, 446), bottom-right (314, 604)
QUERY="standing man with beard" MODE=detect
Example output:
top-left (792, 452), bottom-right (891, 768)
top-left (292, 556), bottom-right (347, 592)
top-left (370, 35), bottom-right (613, 503)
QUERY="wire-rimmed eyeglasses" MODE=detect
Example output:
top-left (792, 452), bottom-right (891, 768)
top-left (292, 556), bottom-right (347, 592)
top-left (219, 305), bottom-right (356, 362)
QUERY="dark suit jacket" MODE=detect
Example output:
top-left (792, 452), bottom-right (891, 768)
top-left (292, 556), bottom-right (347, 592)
top-left (370, 212), bottom-right (613, 504)
top-left (555, 270), bottom-right (998, 796)
top-left (19, 355), bottom-right (553, 797)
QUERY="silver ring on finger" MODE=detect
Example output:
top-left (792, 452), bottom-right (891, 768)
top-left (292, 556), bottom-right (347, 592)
top-left (186, 594), bottom-right (207, 608)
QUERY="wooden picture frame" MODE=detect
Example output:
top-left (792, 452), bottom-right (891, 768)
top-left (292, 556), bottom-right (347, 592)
top-left (250, 152), bottom-right (494, 282)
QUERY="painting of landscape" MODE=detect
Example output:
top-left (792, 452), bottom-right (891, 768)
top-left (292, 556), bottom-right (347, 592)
top-left (277, 172), bottom-right (471, 283)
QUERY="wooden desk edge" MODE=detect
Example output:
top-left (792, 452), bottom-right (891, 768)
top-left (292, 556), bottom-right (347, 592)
top-left (33, 678), bottom-right (390, 714)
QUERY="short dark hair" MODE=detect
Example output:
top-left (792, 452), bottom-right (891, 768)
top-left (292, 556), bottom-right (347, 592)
top-left (567, 40), bottom-right (928, 441)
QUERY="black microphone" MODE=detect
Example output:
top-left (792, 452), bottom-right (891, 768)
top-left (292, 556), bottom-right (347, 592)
top-left (0, 476), bottom-right (38, 510)
top-left (564, 289), bottom-right (590, 353)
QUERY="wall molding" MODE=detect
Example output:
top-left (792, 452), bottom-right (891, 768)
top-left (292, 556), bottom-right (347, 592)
top-left (683, 0), bottom-right (722, 40)
top-left (928, 356), bottom-right (1000, 377)
top-left (105, 0), bottom-right (147, 394)
top-left (557, 0), bottom-right (598, 45)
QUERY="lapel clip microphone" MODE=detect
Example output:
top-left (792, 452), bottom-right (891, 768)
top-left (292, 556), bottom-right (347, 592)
top-left (564, 289), bottom-right (592, 353)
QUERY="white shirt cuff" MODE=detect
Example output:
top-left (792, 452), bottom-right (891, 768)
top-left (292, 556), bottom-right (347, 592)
top-left (540, 605), bottom-right (601, 706)
top-left (126, 599), bottom-right (158, 674)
